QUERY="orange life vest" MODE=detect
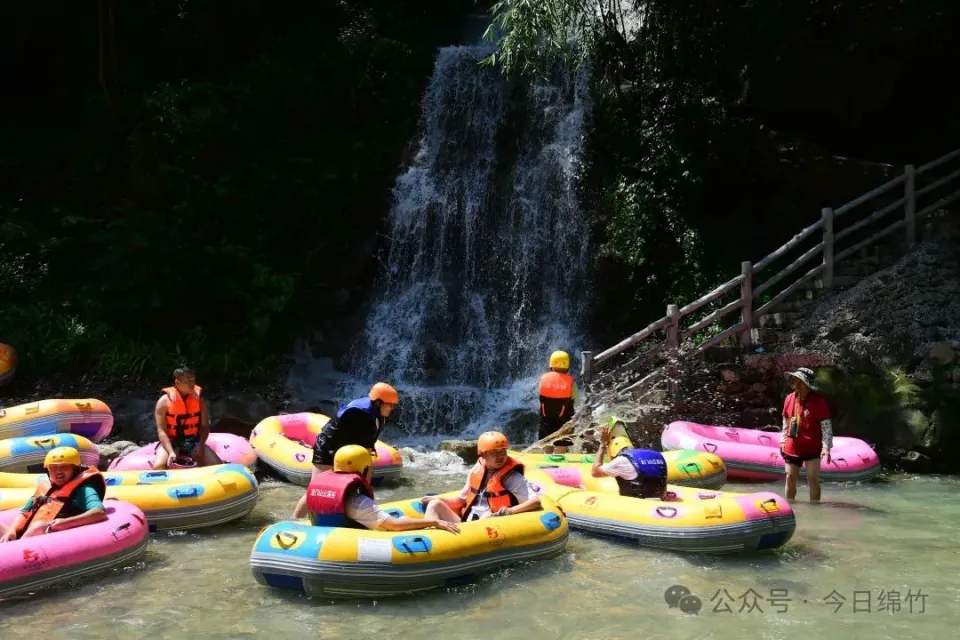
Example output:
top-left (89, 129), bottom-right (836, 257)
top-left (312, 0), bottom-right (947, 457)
top-left (539, 371), bottom-right (575, 418)
top-left (14, 467), bottom-right (107, 537)
top-left (455, 457), bottom-right (525, 521)
top-left (162, 385), bottom-right (203, 440)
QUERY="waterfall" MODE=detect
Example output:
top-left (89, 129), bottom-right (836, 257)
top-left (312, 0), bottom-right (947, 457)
top-left (346, 45), bottom-right (592, 441)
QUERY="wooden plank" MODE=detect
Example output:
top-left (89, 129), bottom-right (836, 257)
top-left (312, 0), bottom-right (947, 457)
top-left (915, 166), bottom-right (960, 199)
top-left (692, 321), bottom-right (746, 356)
top-left (580, 350), bottom-right (594, 384)
top-left (596, 346), bottom-right (659, 385)
top-left (753, 241), bottom-right (824, 298)
top-left (681, 298), bottom-right (743, 340)
top-left (740, 261), bottom-right (753, 346)
top-left (834, 196), bottom-right (905, 243)
top-left (666, 304), bottom-right (680, 348)
top-left (593, 316), bottom-right (669, 364)
top-left (834, 174), bottom-right (906, 217)
top-left (917, 148), bottom-right (960, 175)
top-left (834, 219), bottom-right (905, 263)
top-left (753, 220), bottom-right (821, 274)
top-left (754, 263), bottom-right (825, 317)
top-left (822, 207), bottom-right (834, 290)
top-left (916, 189), bottom-right (960, 219)
top-left (678, 275), bottom-right (743, 317)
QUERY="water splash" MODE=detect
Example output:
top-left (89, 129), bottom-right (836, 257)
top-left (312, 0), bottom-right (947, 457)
top-left (348, 45), bottom-right (592, 439)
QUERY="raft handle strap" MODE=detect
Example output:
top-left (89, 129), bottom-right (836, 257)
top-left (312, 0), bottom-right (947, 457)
top-left (275, 532), bottom-right (299, 549)
top-left (702, 443), bottom-right (718, 453)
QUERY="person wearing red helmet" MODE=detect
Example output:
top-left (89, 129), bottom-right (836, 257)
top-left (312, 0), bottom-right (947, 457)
top-left (421, 431), bottom-right (542, 523)
top-left (292, 382), bottom-right (399, 518)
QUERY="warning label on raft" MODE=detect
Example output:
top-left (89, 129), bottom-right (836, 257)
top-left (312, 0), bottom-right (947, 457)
top-left (357, 538), bottom-right (393, 563)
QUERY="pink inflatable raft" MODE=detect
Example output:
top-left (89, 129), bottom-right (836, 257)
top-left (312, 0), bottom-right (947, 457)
top-left (661, 421), bottom-right (881, 483)
top-left (107, 433), bottom-right (257, 472)
top-left (0, 499), bottom-right (149, 598)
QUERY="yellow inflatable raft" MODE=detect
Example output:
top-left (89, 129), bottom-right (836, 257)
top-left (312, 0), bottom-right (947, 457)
top-left (525, 468), bottom-right (795, 554)
top-left (249, 412), bottom-right (403, 486)
top-left (0, 434), bottom-right (100, 473)
top-left (0, 398), bottom-right (114, 442)
top-left (512, 449), bottom-right (727, 490)
top-left (0, 463), bottom-right (259, 531)
top-left (250, 495), bottom-right (568, 598)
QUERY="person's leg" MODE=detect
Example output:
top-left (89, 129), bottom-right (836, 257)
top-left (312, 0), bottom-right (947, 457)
top-left (806, 457), bottom-right (822, 502)
top-left (293, 464), bottom-right (332, 518)
top-left (424, 499), bottom-right (462, 524)
top-left (152, 447), bottom-right (171, 470)
top-left (784, 460), bottom-right (801, 502)
top-left (197, 444), bottom-right (223, 467)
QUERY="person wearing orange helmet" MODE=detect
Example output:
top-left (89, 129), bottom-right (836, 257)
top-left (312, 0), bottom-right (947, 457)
top-left (420, 431), bottom-right (542, 524)
top-left (293, 382), bottom-right (399, 518)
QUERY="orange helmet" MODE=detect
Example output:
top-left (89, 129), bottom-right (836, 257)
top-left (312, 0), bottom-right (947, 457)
top-left (477, 431), bottom-right (509, 454)
top-left (369, 382), bottom-right (399, 404)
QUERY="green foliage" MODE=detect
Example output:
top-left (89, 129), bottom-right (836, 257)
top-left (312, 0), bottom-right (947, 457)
top-left (1, 0), bottom-right (459, 382)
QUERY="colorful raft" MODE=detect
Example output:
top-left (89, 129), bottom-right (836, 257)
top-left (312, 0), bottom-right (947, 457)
top-left (250, 495), bottom-right (568, 598)
top-left (525, 467), bottom-right (795, 554)
top-left (512, 448), bottom-right (727, 490)
top-left (0, 499), bottom-right (149, 598)
top-left (0, 343), bottom-right (16, 387)
top-left (661, 421), bottom-right (881, 483)
top-left (0, 463), bottom-right (258, 531)
top-left (0, 398), bottom-right (113, 442)
top-left (249, 412), bottom-right (403, 486)
top-left (108, 433), bottom-right (258, 472)
top-left (0, 434), bottom-right (100, 473)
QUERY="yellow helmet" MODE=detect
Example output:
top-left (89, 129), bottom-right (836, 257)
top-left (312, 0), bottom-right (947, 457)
top-left (333, 445), bottom-right (373, 474)
top-left (549, 350), bottom-right (570, 370)
top-left (44, 446), bottom-right (81, 468)
top-left (477, 431), bottom-right (509, 455)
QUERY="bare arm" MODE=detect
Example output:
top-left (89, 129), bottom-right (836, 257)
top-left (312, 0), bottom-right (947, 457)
top-left (155, 396), bottom-right (176, 456)
top-left (503, 495), bottom-right (541, 515)
top-left (591, 426), bottom-right (612, 477)
top-left (199, 398), bottom-right (210, 446)
top-left (50, 506), bottom-right (107, 532)
top-left (379, 515), bottom-right (459, 534)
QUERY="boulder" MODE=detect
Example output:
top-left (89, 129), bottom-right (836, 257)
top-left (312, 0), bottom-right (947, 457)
top-left (207, 392), bottom-right (277, 426)
top-left (96, 440), bottom-right (140, 470)
top-left (928, 342), bottom-right (956, 366)
top-left (440, 439), bottom-right (479, 465)
top-left (502, 409), bottom-right (541, 445)
top-left (110, 396), bottom-right (160, 443)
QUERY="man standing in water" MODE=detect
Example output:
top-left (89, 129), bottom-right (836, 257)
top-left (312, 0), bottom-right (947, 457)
top-left (292, 382), bottom-right (399, 518)
top-left (781, 367), bottom-right (833, 502)
top-left (538, 350), bottom-right (579, 441)
top-left (153, 366), bottom-right (222, 469)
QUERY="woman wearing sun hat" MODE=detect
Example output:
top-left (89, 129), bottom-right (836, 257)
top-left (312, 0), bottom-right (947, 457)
top-left (781, 367), bottom-right (833, 502)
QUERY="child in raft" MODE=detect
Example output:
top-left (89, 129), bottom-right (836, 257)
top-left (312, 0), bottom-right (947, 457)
top-left (590, 425), bottom-right (682, 501)
top-left (421, 431), bottom-right (543, 522)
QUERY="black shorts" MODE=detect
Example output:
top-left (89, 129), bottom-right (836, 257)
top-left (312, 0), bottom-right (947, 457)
top-left (311, 440), bottom-right (334, 467)
top-left (781, 451), bottom-right (820, 467)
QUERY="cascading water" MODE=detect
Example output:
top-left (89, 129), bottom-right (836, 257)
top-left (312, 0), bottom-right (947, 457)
top-left (346, 45), bottom-right (592, 442)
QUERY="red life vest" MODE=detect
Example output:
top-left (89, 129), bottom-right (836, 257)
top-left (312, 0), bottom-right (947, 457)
top-left (14, 467), bottom-right (106, 538)
top-left (162, 385), bottom-right (203, 441)
top-left (306, 470), bottom-right (375, 528)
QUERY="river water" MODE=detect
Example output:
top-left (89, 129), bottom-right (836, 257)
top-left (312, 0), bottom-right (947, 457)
top-left (1, 452), bottom-right (956, 639)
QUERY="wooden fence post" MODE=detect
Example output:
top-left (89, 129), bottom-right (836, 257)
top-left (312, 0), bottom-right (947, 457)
top-left (580, 350), bottom-right (593, 385)
top-left (904, 164), bottom-right (916, 246)
top-left (821, 207), bottom-right (834, 290)
top-left (739, 261), bottom-right (753, 345)
top-left (666, 304), bottom-right (680, 349)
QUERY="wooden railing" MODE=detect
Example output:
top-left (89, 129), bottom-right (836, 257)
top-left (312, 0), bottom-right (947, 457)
top-left (581, 147), bottom-right (960, 398)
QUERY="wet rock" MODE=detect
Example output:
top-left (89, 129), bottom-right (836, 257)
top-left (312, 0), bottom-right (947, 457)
top-left (896, 409), bottom-right (930, 449)
top-left (213, 416), bottom-right (257, 439)
top-left (111, 396), bottom-right (159, 443)
top-left (928, 342), bottom-right (956, 365)
top-left (97, 440), bottom-right (140, 470)
top-left (502, 409), bottom-right (541, 445)
top-left (897, 450), bottom-right (933, 474)
top-left (207, 392), bottom-right (276, 426)
top-left (440, 439), bottom-right (479, 465)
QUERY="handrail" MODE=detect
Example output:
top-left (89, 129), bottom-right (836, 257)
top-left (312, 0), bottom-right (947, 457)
top-left (580, 145), bottom-right (960, 397)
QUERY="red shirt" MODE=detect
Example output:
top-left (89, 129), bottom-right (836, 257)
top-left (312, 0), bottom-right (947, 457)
top-left (782, 391), bottom-right (830, 457)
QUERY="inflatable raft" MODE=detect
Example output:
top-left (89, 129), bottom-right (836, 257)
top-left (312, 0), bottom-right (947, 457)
top-left (661, 421), bottom-right (881, 483)
top-left (0, 498), bottom-right (149, 599)
top-left (513, 448), bottom-right (727, 490)
top-left (525, 468), bottom-right (795, 554)
top-left (108, 433), bottom-right (258, 472)
top-left (0, 434), bottom-right (100, 473)
top-left (0, 398), bottom-right (113, 442)
top-left (0, 343), bottom-right (16, 387)
top-left (250, 496), bottom-right (568, 598)
top-left (0, 463), bottom-right (258, 531)
top-left (249, 412), bottom-right (403, 486)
